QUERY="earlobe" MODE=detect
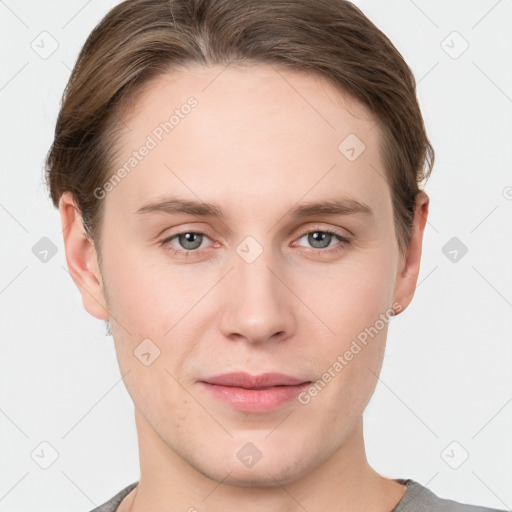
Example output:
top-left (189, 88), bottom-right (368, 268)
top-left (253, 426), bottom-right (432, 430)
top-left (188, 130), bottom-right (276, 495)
top-left (59, 191), bottom-right (109, 320)
top-left (392, 190), bottom-right (429, 315)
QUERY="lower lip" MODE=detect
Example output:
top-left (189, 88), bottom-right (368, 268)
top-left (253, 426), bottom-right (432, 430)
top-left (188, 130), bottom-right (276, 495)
top-left (199, 382), bottom-right (311, 412)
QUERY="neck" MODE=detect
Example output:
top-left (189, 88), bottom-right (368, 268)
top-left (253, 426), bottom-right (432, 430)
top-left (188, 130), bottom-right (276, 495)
top-left (121, 410), bottom-right (406, 512)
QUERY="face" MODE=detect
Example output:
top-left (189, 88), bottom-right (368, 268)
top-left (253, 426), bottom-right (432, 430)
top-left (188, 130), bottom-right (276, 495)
top-left (61, 63), bottom-right (426, 486)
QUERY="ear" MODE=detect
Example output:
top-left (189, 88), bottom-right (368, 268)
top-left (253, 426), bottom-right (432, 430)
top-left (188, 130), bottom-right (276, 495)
top-left (59, 191), bottom-right (109, 320)
top-left (392, 190), bottom-right (429, 315)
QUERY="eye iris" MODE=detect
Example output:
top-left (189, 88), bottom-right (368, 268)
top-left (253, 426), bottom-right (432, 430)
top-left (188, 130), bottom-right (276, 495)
top-left (179, 233), bottom-right (202, 250)
top-left (308, 231), bottom-right (332, 249)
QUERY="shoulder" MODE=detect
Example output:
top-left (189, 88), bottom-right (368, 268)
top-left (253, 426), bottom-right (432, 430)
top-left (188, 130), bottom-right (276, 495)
top-left (88, 482), bottom-right (138, 512)
top-left (393, 479), bottom-right (507, 512)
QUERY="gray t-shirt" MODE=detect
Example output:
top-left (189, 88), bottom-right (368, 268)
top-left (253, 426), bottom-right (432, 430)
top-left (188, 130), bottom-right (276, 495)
top-left (89, 478), bottom-right (507, 512)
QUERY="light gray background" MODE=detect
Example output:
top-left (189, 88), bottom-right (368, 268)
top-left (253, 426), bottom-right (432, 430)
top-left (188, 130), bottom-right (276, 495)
top-left (1, 0), bottom-right (511, 511)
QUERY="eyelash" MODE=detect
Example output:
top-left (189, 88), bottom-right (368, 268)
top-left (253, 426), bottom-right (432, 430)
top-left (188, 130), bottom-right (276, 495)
top-left (160, 226), bottom-right (350, 259)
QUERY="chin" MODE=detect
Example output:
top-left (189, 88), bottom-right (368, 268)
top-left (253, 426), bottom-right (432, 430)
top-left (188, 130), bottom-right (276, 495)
top-left (193, 450), bottom-right (314, 488)
top-left (205, 467), bottom-right (304, 488)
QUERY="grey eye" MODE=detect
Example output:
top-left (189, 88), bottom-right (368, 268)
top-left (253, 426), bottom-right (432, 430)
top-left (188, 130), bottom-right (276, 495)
top-left (298, 231), bottom-right (338, 249)
top-left (176, 232), bottom-right (204, 250)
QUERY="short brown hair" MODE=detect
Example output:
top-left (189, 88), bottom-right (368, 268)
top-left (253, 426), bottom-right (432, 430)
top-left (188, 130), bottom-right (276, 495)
top-left (45, 0), bottom-right (434, 255)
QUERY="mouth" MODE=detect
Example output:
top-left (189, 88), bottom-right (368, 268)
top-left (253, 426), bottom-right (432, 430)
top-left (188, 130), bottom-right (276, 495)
top-left (198, 372), bottom-right (311, 413)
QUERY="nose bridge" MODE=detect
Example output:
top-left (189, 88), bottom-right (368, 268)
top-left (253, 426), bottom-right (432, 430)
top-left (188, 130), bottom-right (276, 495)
top-left (218, 236), bottom-right (294, 343)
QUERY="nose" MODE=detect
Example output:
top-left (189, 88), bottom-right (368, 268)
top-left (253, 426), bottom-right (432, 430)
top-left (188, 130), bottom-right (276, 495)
top-left (217, 244), bottom-right (296, 345)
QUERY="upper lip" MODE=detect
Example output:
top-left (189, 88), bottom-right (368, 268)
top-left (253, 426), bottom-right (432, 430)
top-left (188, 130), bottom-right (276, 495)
top-left (201, 372), bottom-right (310, 389)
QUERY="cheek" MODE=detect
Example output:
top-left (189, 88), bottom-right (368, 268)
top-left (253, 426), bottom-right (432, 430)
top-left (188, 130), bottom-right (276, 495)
top-left (100, 240), bottom-right (191, 335)
top-left (297, 247), bottom-right (398, 344)
top-left (101, 240), bottom-right (215, 386)
top-left (293, 246), bottom-right (397, 406)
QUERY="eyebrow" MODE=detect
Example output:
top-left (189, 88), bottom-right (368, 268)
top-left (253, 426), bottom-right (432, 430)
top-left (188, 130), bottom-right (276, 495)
top-left (134, 196), bottom-right (373, 219)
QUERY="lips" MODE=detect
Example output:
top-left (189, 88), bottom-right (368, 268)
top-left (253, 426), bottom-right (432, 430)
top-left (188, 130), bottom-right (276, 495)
top-left (198, 372), bottom-right (311, 412)
top-left (200, 372), bottom-right (309, 388)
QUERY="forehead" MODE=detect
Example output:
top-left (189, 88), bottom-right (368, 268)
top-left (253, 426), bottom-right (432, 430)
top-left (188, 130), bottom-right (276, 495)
top-left (106, 63), bottom-right (389, 220)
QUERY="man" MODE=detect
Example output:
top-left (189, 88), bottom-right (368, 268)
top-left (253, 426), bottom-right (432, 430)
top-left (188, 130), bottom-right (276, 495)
top-left (45, 0), bottom-right (505, 510)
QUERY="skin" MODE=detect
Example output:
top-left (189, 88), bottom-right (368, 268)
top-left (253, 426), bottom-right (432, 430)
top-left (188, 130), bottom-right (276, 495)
top-left (59, 63), bottom-right (428, 512)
